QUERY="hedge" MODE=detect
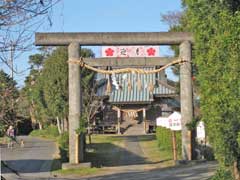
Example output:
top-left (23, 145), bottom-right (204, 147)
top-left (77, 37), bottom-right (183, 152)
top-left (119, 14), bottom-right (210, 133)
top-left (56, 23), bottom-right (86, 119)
top-left (156, 127), bottom-right (182, 158)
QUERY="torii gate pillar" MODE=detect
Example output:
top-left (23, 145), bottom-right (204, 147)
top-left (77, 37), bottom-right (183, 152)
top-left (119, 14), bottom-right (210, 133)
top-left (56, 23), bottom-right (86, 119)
top-left (68, 43), bottom-right (83, 163)
top-left (180, 41), bottom-right (193, 160)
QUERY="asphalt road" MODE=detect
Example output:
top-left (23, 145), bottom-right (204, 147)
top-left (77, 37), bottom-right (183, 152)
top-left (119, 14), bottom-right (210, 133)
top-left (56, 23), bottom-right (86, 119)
top-left (1, 135), bottom-right (217, 180)
top-left (1, 136), bottom-right (57, 180)
top-left (75, 161), bottom-right (217, 180)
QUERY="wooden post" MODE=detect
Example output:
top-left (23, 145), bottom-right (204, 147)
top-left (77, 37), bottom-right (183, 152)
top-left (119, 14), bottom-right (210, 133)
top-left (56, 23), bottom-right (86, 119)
top-left (75, 133), bottom-right (79, 163)
top-left (188, 130), bottom-right (192, 160)
top-left (172, 131), bottom-right (177, 161)
top-left (117, 109), bottom-right (121, 134)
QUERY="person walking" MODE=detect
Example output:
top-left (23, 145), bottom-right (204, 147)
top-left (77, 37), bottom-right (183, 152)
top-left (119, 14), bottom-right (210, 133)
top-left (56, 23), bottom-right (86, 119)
top-left (6, 125), bottom-right (15, 149)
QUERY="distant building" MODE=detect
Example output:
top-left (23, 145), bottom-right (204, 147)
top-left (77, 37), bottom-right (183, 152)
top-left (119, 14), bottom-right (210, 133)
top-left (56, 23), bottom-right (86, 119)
top-left (94, 67), bottom-right (179, 134)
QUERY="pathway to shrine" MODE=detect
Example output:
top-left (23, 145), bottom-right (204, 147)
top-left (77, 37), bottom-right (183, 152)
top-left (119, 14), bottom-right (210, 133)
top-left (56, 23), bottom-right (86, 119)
top-left (1, 135), bottom-right (217, 180)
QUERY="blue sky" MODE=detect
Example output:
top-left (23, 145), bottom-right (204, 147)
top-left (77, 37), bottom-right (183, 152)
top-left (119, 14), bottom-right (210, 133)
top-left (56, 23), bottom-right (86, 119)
top-left (1, 0), bottom-right (182, 87)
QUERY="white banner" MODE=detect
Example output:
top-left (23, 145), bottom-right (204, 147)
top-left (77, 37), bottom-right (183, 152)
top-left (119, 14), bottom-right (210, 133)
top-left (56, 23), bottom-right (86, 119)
top-left (102, 46), bottom-right (160, 57)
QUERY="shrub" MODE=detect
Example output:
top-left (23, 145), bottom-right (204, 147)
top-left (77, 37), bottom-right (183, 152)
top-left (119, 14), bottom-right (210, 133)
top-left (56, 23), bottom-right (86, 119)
top-left (58, 132), bottom-right (69, 162)
top-left (45, 125), bottom-right (59, 137)
top-left (0, 122), bottom-right (6, 137)
top-left (30, 125), bottom-right (59, 139)
top-left (210, 167), bottom-right (233, 180)
top-left (156, 127), bottom-right (182, 157)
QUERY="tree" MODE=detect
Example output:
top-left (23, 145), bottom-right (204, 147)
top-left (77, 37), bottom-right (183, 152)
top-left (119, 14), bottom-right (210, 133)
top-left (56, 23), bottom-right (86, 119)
top-left (81, 73), bottom-right (104, 136)
top-left (41, 47), bottom-right (69, 133)
top-left (0, 70), bottom-right (19, 134)
top-left (23, 52), bottom-right (48, 129)
top-left (179, 0), bottom-right (240, 179)
top-left (0, 0), bottom-right (60, 72)
top-left (24, 46), bottom-right (95, 134)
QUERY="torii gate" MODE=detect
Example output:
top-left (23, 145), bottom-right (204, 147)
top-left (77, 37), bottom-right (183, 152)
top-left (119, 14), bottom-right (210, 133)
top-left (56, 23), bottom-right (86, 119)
top-left (35, 32), bottom-right (194, 164)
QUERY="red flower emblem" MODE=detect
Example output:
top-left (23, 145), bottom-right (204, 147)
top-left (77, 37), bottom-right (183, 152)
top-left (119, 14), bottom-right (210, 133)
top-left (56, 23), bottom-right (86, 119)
top-left (147, 48), bottom-right (156, 56)
top-left (105, 48), bottom-right (114, 56)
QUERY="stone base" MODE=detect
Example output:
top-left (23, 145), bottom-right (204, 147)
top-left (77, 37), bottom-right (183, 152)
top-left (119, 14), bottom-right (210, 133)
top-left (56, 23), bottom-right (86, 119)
top-left (62, 162), bottom-right (91, 170)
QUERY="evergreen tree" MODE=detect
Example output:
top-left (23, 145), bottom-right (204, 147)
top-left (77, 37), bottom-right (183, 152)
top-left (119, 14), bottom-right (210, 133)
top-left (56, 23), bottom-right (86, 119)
top-left (0, 70), bottom-right (19, 135)
top-left (180, 0), bottom-right (240, 178)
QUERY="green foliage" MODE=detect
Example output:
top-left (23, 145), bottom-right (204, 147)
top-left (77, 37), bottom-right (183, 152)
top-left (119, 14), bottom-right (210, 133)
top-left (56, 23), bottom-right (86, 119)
top-left (156, 127), bottom-right (181, 157)
top-left (24, 47), bottom-right (95, 130)
top-left (178, 0), bottom-right (240, 175)
top-left (0, 122), bottom-right (6, 137)
top-left (75, 115), bottom-right (87, 134)
top-left (186, 118), bottom-right (199, 131)
top-left (41, 47), bottom-right (69, 119)
top-left (54, 167), bottom-right (100, 176)
top-left (30, 125), bottom-right (59, 139)
top-left (210, 167), bottom-right (233, 180)
top-left (58, 132), bottom-right (69, 150)
top-left (24, 52), bottom-right (48, 126)
top-left (28, 54), bottom-right (44, 69)
top-left (237, 132), bottom-right (240, 149)
top-left (57, 132), bottom-right (69, 162)
top-left (0, 70), bottom-right (19, 129)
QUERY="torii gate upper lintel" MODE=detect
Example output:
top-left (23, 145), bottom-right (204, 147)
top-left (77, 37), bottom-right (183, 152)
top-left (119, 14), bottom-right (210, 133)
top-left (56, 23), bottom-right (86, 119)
top-left (35, 32), bottom-right (194, 164)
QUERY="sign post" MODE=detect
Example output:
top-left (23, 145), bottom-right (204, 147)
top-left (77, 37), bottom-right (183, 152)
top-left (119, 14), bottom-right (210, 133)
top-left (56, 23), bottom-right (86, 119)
top-left (172, 131), bottom-right (177, 161)
top-left (156, 111), bottom-right (182, 161)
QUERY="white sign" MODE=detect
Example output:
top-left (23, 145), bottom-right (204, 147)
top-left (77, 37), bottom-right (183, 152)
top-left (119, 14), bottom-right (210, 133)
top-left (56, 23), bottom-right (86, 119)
top-left (156, 111), bottom-right (182, 131)
top-left (102, 46), bottom-right (160, 57)
top-left (196, 121), bottom-right (205, 140)
top-left (168, 112), bottom-right (182, 131)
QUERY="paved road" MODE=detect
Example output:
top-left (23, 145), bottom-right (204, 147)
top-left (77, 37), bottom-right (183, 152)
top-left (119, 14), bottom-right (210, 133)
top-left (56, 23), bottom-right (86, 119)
top-left (1, 136), bottom-right (57, 180)
top-left (76, 161), bottom-right (217, 180)
top-left (1, 135), bottom-right (217, 180)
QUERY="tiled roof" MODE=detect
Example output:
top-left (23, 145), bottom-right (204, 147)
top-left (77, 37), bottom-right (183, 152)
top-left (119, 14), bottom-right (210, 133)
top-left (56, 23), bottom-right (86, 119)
top-left (96, 67), bottom-right (177, 104)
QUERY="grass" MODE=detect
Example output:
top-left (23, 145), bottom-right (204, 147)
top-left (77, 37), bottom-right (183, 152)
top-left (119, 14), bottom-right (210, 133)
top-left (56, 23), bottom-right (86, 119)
top-left (30, 126), bottom-right (59, 140)
top-left (0, 137), bottom-right (5, 144)
top-left (30, 130), bottom-right (175, 176)
top-left (138, 135), bottom-right (174, 166)
top-left (85, 135), bottom-right (126, 167)
top-left (85, 134), bottom-right (174, 168)
top-left (53, 167), bottom-right (103, 177)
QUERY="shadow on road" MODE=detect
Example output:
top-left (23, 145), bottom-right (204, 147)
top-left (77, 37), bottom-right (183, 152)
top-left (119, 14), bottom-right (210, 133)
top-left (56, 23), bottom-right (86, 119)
top-left (1, 159), bottom-right (53, 174)
top-left (74, 162), bottom-right (217, 180)
top-left (86, 142), bottom-right (148, 167)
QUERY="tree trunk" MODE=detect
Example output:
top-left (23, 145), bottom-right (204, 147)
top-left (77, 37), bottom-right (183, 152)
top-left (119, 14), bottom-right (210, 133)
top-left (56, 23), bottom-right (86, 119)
top-left (29, 106), bottom-right (37, 129)
top-left (87, 117), bottom-right (91, 134)
top-left (61, 117), bottom-right (64, 133)
top-left (88, 133), bottom-right (92, 144)
top-left (39, 122), bottom-right (43, 130)
top-left (234, 161), bottom-right (240, 180)
top-left (63, 117), bottom-right (68, 132)
top-left (56, 116), bottom-right (62, 134)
